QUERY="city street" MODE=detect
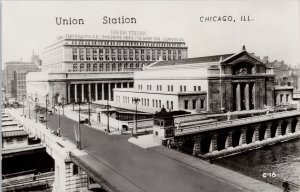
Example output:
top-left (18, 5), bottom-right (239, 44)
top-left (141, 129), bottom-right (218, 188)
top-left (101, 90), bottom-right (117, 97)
top-left (21, 107), bottom-right (255, 192)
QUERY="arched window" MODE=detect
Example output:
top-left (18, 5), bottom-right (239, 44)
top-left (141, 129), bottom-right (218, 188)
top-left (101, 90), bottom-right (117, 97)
top-left (80, 64), bottom-right (84, 72)
top-left (73, 64), bottom-right (78, 71)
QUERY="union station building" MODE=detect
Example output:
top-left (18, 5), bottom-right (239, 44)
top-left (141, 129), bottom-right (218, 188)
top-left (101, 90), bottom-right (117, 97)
top-left (26, 33), bottom-right (188, 105)
top-left (113, 46), bottom-right (275, 114)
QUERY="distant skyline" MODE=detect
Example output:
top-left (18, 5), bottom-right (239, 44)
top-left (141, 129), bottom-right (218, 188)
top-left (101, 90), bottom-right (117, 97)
top-left (2, 0), bottom-right (300, 66)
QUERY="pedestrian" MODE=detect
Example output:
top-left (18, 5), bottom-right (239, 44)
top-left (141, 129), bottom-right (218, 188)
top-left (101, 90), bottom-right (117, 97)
top-left (167, 139), bottom-right (170, 148)
top-left (208, 155), bottom-right (213, 164)
top-left (282, 181), bottom-right (290, 192)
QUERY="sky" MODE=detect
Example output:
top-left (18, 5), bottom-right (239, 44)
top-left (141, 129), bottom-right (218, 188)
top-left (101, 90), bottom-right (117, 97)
top-left (2, 0), bottom-right (300, 67)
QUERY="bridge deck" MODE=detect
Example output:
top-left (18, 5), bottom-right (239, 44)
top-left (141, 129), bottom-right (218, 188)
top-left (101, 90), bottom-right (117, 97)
top-left (175, 110), bottom-right (300, 136)
top-left (6, 108), bottom-right (284, 192)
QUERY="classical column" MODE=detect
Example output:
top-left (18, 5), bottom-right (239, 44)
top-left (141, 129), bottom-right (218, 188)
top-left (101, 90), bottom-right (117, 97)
top-left (102, 83), bottom-right (105, 100)
top-left (236, 83), bottom-right (241, 111)
top-left (192, 136), bottom-right (201, 156)
top-left (74, 84), bottom-right (78, 102)
top-left (95, 83), bottom-right (98, 101)
top-left (245, 83), bottom-right (250, 110)
top-left (121, 83), bottom-right (123, 88)
top-left (127, 82), bottom-right (130, 88)
top-left (108, 83), bottom-right (111, 101)
top-left (81, 84), bottom-right (85, 102)
top-left (225, 131), bottom-right (233, 149)
top-left (88, 84), bottom-right (91, 101)
top-left (67, 84), bottom-right (71, 103)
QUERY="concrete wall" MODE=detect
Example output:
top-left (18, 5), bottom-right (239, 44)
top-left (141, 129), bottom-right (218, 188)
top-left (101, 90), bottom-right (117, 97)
top-left (2, 136), bottom-right (28, 149)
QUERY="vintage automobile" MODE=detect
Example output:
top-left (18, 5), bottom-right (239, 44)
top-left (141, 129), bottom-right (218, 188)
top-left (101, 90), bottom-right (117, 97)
top-left (39, 115), bottom-right (46, 122)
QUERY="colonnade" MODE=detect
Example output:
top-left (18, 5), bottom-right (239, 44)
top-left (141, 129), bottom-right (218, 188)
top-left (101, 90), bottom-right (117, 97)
top-left (234, 82), bottom-right (255, 111)
top-left (175, 116), bottom-right (300, 156)
top-left (66, 82), bottom-right (132, 103)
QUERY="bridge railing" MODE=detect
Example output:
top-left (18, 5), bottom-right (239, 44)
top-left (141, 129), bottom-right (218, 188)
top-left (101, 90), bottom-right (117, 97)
top-left (175, 110), bottom-right (300, 134)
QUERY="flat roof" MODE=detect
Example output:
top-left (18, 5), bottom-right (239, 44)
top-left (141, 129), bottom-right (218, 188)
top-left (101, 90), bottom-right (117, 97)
top-left (151, 54), bottom-right (233, 67)
top-left (2, 130), bottom-right (28, 138)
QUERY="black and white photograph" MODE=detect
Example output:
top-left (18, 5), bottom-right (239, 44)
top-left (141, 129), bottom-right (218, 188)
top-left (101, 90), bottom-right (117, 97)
top-left (1, 1), bottom-right (300, 191)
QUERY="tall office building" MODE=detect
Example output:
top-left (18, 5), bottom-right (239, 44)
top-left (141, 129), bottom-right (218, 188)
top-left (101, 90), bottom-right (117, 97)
top-left (4, 54), bottom-right (41, 100)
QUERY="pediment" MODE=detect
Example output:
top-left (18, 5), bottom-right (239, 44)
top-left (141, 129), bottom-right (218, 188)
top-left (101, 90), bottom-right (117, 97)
top-left (222, 51), bottom-right (264, 66)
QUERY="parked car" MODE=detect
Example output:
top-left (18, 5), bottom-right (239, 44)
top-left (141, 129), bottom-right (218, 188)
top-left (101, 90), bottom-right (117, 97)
top-left (39, 115), bottom-right (46, 122)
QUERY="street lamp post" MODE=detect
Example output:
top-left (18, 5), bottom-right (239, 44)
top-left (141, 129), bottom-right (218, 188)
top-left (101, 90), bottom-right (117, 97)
top-left (28, 96), bottom-right (32, 119)
top-left (22, 95), bottom-right (26, 116)
top-left (105, 100), bottom-right (111, 133)
top-left (77, 100), bottom-right (83, 150)
top-left (35, 97), bottom-right (39, 123)
top-left (45, 94), bottom-right (49, 129)
top-left (132, 98), bottom-right (140, 135)
top-left (61, 98), bottom-right (65, 116)
top-left (86, 97), bottom-right (94, 126)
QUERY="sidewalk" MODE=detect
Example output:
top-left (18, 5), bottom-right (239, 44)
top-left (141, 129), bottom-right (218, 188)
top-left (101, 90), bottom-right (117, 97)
top-left (62, 106), bottom-right (121, 135)
top-left (128, 134), bottom-right (160, 149)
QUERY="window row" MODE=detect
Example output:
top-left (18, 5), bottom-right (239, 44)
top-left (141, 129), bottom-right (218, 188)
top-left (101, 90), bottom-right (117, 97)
top-left (136, 84), bottom-right (201, 92)
top-left (73, 48), bottom-right (182, 60)
top-left (184, 99), bottom-right (205, 110)
top-left (72, 63), bottom-right (144, 72)
top-left (71, 40), bottom-right (185, 48)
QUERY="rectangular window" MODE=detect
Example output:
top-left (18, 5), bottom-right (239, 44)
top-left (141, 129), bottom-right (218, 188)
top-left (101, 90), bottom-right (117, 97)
top-left (194, 86), bottom-right (196, 91)
top-left (159, 100), bottom-right (161, 108)
top-left (17, 137), bottom-right (23, 142)
top-left (152, 99), bottom-right (155, 107)
top-left (180, 86), bottom-right (182, 92)
top-left (280, 94), bottom-right (283, 103)
top-left (184, 100), bottom-right (189, 109)
top-left (286, 94), bottom-right (289, 102)
top-left (171, 101), bottom-right (173, 110)
top-left (171, 85), bottom-right (173, 92)
top-left (198, 86), bottom-right (201, 91)
top-left (167, 101), bottom-right (169, 109)
top-left (192, 100), bottom-right (197, 109)
top-left (73, 164), bottom-right (79, 175)
top-left (168, 85), bottom-right (170, 91)
top-left (6, 138), bottom-right (13, 143)
top-left (184, 86), bottom-right (187, 92)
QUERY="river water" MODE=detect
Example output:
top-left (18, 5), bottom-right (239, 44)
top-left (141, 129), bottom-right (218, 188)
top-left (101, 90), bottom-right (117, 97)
top-left (216, 138), bottom-right (300, 190)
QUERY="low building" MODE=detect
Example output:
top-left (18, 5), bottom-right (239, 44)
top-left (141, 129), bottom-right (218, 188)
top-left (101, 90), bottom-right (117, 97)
top-left (2, 119), bottom-right (28, 149)
top-left (114, 46), bottom-right (275, 114)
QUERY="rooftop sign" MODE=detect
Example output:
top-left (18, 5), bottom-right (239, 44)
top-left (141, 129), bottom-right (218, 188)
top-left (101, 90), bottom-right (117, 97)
top-left (61, 30), bottom-right (185, 42)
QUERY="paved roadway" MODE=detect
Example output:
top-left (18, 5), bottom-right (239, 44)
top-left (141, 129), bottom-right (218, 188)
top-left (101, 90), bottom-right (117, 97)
top-left (24, 108), bottom-right (244, 192)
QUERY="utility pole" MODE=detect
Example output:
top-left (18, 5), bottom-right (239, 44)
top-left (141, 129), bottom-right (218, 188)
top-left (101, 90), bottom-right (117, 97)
top-left (77, 100), bottom-right (82, 150)
top-left (22, 95), bottom-right (26, 116)
top-left (45, 94), bottom-right (49, 129)
top-left (105, 100), bottom-right (111, 133)
top-left (28, 97), bottom-right (31, 119)
top-left (132, 98), bottom-right (140, 135)
top-left (61, 98), bottom-right (65, 116)
top-left (35, 97), bottom-right (39, 123)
